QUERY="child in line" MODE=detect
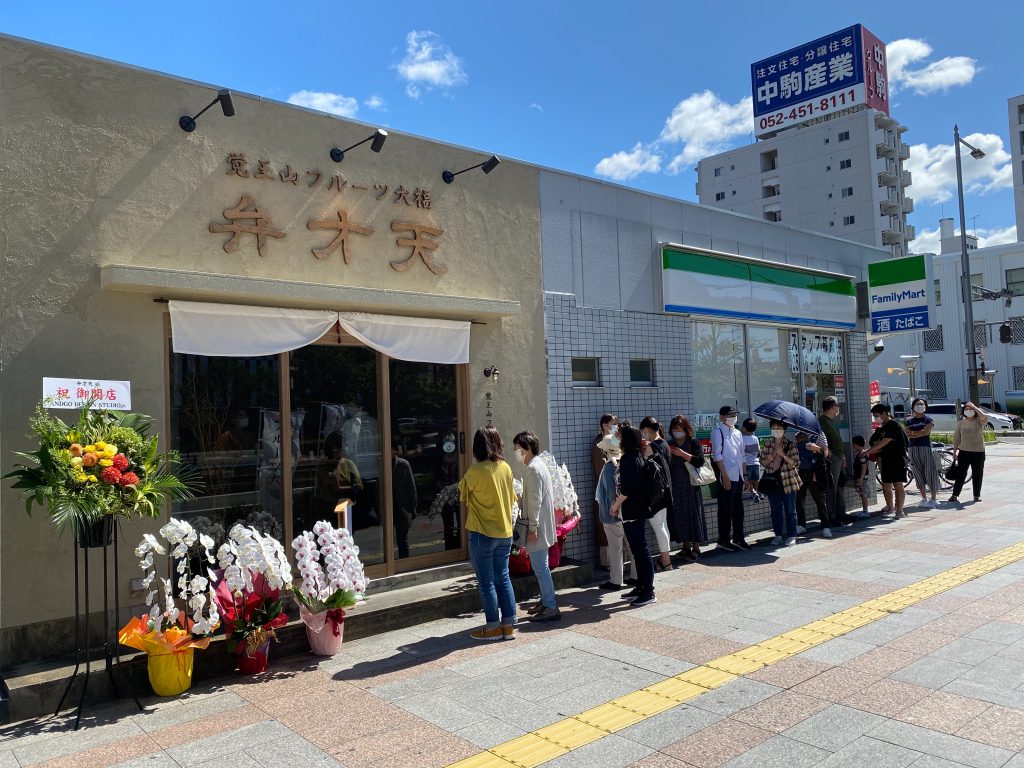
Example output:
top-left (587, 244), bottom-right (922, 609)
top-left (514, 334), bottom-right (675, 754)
top-left (852, 435), bottom-right (871, 518)
top-left (741, 418), bottom-right (762, 503)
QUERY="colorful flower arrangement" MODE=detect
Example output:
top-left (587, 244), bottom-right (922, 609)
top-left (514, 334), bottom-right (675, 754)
top-left (213, 523), bottom-right (293, 669)
top-left (5, 401), bottom-right (195, 537)
top-left (118, 518), bottom-right (220, 695)
top-left (292, 521), bottom-right (367, 654)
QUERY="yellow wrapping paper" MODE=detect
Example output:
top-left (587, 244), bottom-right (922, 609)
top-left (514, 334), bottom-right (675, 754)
top-left (119, 615), bottom-right (214, 697)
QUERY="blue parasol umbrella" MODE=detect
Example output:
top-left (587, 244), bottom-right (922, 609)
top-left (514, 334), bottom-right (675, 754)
top-left (752, 400), bottom-right (828, 447)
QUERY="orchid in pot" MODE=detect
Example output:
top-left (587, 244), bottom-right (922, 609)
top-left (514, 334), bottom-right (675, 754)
top-left (292, 521), bottom-right (368, 656)
top-left (118, 518), bottom-right (220, 696)
top-left (213, 523), bottom-right (293, 674)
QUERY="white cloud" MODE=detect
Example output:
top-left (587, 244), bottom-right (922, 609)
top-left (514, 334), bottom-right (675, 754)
top-left (903, 133), bottom-right (1012, 204)
top-left (363, 95), bottom-right (387, 111)
top-left (594, 90), bottom-right (752, 181)
top-left (529, 102), bottom-right (543, 112)
top-left (396, 30), bottom-right (467, 99)
top-left (911, 224), bottom-right (1017, 255)
top-left (660, 91), bottom-right (753, 173)
top-left (286, 90), bottom-right (360, 117)
top-left (887, 38), bottom-right (977, 94)
top-left (594, 143), bottom-right (663, 181)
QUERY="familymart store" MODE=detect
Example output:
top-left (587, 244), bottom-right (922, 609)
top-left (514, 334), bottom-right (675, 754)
top-left (663, 244), bottom-right (859, 447)
top-left (0, 34), bottom-right (546, 663)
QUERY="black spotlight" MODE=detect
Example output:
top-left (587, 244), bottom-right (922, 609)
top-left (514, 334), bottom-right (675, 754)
top-left (179, 89), bottom-right (235, 133)
top-left (442, 155), bottom-right (501, 184)
top-left (330, 129), bottom-right (389, 163)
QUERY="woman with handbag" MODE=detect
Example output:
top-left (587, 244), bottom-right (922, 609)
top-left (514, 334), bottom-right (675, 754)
top-left (948, 401), bottom-right (988, 505)
top-left (759, 420), bottom-right (803, 547)
top-left (667, 415), bottom-right (709, 562)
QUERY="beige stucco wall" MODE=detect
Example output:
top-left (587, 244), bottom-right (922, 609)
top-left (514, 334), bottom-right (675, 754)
top-left (0, 35), bottom-right (547, 642)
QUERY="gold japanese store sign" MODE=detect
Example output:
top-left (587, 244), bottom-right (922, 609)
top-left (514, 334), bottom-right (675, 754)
top-left (207, 152), bottom-right (446, 275)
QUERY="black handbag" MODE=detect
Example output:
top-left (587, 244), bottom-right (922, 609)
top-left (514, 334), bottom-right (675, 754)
top-left (944, 460), bottom-right (958, 482)
top-left (757, 471), bottom-right (783, 496)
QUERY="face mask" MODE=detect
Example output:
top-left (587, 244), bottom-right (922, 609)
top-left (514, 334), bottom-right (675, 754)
top-left (608, 435), bottom-right (620, 449)
top-left (672, 431), bottom-right (686, 441)
top-left (772, 429), bottom-right (785, 439)
top-left (963, 409), bottom-right (975, 418)
top-left (514, 449), bottom-right (526, 465)
top-left (913, 404), bottom-right (926, 414)
top-left (726, 416), bottom-right (738, 427)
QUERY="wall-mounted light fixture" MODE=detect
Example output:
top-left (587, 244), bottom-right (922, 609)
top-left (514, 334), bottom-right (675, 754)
top-left (179, 89), bottom-right (235, 132)
top-left (330, 129), bottom-right (388, 163)
top-left (483, 365), bottom-right (500, 384)
top-left (443, 155), bottom-right (500, 184)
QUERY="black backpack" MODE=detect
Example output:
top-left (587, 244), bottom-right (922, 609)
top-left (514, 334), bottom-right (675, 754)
top-left (641, 454), bottom-right (669, 516)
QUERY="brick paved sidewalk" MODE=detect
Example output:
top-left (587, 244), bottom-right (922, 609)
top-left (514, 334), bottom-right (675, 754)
top-left (5, 443), bottom-right (1024, 768)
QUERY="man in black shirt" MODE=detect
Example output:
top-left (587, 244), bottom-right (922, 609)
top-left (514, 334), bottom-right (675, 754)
top-left (862, 403), bottom-right (908, 518)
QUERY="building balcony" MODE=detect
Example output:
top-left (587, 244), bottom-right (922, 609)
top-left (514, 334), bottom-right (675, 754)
top-left (882, 228), bottom-right (904, 245)
top-left (897, 123), bottom-right (909, 134)
top-left (880, 199), bottom-right (901, 215)
top-left (903, 197), bottom-right (914, 214)
top-left (875, 113), bottom-right (898, 130)
top-left (900, 170), bottom-right (913, 187)
top-left (878, 170), bottom-right (899, 187)
top-left (905, 224), bottom-right (916, 241)
top-left (876, 142), bottom-right (896, 158)
top-left (898, 143), bottom-right (910, 160)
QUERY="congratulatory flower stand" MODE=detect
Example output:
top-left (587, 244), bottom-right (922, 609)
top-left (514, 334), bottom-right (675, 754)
top-left (4, 401), bottom-right (196, 727)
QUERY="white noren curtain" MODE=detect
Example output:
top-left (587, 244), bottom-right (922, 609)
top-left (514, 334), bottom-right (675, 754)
top-left (338, 312), bottom-right (470, 364)
top-left (169, 301), bottom-right (338, 357)
top-left (169, 301), bottom-right (470, 364)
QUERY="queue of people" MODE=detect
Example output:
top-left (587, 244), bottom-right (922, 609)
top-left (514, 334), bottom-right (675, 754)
top-left (460, 397), bottom-right (990, 641)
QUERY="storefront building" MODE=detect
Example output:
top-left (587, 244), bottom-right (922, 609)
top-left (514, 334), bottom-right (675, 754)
top-left (539, 171), bottom-right (884, 561)
top-left (0, 34), bottom-right (547, 663)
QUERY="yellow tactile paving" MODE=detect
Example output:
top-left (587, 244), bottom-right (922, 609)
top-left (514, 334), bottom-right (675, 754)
top-left (611, 690), bottom-right (679, 716)
top-left (489, 734), bottom-right (567, 767)
top-left (534, 720), bottom-right (607, 750)
top-left (446, 540), bottom-right (1024, 768)
top-left (574, 703), bottom-right (647, 732)
top-left (643, 677), bottom-right (707, 702)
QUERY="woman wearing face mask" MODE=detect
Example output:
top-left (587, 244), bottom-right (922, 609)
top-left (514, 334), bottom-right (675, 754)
top-left (639, 416), bottom-right (674, 571)
top-left (905, 398), bottom-right (940, 508)
top-left (949, 401), bottom-right (989, 505)
top-left (759, 420), bottom-right (802, 546)
top-left (666, 415), bottom-right (708, 561)
top-left (595, 428), bottom-right (634, 590)
top-left (512, 431), bottom-right (560, 622)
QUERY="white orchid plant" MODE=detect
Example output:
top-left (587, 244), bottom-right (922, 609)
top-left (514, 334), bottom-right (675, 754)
top-left (291, 521), bottom-right (367, 635)
top-left (118, 518), bottom-right (221, 655)
top-left (212, 522), bottom-right (294, 656)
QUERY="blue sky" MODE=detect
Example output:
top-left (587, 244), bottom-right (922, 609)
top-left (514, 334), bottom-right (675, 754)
top-left (3, 1), bottom-right (1019, 251)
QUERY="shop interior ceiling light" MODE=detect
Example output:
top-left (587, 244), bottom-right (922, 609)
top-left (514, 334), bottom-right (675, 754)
top-left (330, 129), bottom-right (388, 163)
top-left (179, 89), bottom-right (235, 133)
top-left (442, 154), bottom-right (501, 184)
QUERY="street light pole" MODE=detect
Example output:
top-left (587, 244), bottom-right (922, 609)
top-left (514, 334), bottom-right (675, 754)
top-left (954, 124), bottom-right (981, 404)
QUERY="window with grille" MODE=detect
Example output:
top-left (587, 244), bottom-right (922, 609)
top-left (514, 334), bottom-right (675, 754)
top-left (1013, 366), bottom-right (1024, 389)
top-left (974, 321), bottom-right (989, 347)
top-left (923, 325), bottom-right (943, 352)
top-left (925, 371), bottom-right (947, 399)
top-left (1012, 317), bottom-right (1024, 344)
top-left (979, 380), bottom-right (992, 398)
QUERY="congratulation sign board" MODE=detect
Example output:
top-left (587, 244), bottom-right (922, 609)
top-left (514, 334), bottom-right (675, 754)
top-left (751, 24), bottom-right (889, 138)
top-left (43, 378), bottom-right (132, 410)
top-left (867, 255), bottom-right (934, 334)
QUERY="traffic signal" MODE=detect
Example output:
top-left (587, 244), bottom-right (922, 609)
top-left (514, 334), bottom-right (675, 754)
top-left (999, 323), bottom-right (1013, 343)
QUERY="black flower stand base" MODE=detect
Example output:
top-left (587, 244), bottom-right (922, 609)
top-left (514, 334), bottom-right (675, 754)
top-left (53, 517), bottom-right (143, 729)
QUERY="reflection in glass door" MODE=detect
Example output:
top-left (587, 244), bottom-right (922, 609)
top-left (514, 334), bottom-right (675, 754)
top-left (289, 345), bottom-right (384, 567)
top-left (388, 360), bottom-right (462, 565)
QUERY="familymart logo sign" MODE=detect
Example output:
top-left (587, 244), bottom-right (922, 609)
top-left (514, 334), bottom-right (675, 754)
top-left (867, 256), bottom-right (933, 334)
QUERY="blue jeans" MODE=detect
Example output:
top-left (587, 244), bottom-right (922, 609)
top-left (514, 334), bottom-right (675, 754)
top-left (469, 532), bottom-right (516, 628)
top-left (529, 549), bottom-right (557, 609)
top-left (768, 492), bottom-right (798, 538)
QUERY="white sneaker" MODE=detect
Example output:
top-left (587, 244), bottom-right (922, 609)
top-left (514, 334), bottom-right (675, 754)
top-left (770, 536), bottom-right (783, 546)
top-left (822, 528), bottom-right (833, 538)
top-left (881, 508), bottom-right (894, 517)
top-left (927, 499), bottom-right (939, 508)
top-left (853, 511), bottom-right (871, 519)
top-left (784, 537), bottom-right (797, 546)
top-left (796, 526), bottom-right (807, 534)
